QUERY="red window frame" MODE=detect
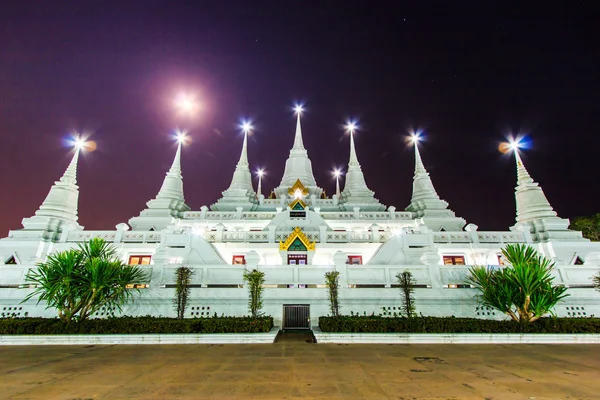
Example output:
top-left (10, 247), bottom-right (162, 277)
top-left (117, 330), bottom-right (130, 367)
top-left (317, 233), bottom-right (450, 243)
top-left (347, 255), bottom-right (363, 265)
top-left (128, 255), bottom-right (152, 265)
top-left (232, 255), bottom-right (246, 265)
top-left (443, 255), bottom-right (465, 265)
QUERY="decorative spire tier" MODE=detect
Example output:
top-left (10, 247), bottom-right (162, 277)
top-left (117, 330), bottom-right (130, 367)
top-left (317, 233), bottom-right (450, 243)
top-left (20, 148), bottom-right (83, 235)
top-left (405, 140), bottom-right (465, 231)
top-left (211, 129), bottom-right (258, 211)
top-left (510, 150), bottom-right (582, 241)
top-left (273, 110), bottom-right (324, 199)
top-left (129, 141), bottom-right (191, 230)
top-left (339, 129), bottom-right (385, 211)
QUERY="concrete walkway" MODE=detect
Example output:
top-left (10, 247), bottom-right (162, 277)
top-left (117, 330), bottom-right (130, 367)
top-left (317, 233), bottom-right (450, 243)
top-left (0, 337), bottom-right (599, 399)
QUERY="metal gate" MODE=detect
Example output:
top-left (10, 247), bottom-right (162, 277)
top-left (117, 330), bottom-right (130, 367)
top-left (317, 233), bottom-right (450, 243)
top-left (283, 304), bottom-right (310, 329)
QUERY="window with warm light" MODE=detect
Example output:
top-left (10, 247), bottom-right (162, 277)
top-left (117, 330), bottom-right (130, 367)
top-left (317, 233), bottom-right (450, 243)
top-left (443, 255), bottom-right (466, 265)
top-left (232, 255), bottom-right (246, 265)
top-left (128, 255), bottom-right (152, 265)
top-left (347, 255), bottom-right (363, 265)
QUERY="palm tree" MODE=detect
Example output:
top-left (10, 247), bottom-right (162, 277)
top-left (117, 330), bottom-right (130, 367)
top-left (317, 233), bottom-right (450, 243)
top-left (24, 238), bottom-right (149, 323)
top-left (467, 243), bottom-right (568, 323)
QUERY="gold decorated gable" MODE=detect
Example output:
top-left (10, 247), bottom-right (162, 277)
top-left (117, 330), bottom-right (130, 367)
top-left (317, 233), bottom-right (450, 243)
top-left (289, 198), bottom-right (307, 210)
top-left (288, 179), bottom-right (309, 197)
top-left (279, 226), bottom-right (316, 251)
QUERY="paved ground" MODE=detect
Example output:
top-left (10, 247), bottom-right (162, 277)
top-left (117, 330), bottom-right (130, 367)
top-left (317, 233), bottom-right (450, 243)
top-left (0, 332), bottom-right (599, 400)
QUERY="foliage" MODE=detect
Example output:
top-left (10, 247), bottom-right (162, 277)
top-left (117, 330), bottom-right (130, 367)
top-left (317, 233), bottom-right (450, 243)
top-left (594, 272), bottom-right (600, 291)
top-left (0, 316), bottom-right (274, 335)
top-left (174, 266), bottom-right (194, 319)
top-left (242, 269), bottom-right (265, 318)
top-left (570, 213), bottom-right (600, 241)
top-left (23, 238), bottom-right (149, 323)
top-left (318, 315), bottom-right (600, 333)
top-left (324, 271), bottom-right (341, 317)
top-left (396, 270), bottom-right (416, 317)
top-left (466, 244), bottom-right (569, 323)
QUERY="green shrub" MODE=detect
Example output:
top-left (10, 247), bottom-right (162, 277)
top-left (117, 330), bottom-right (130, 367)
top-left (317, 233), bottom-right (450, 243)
top-left (396, 270), bottom-right (416, 318)
top-left (243, 269), bottom-right (265, 318)
top-left (24, 238), bottom-right (148, 323)
top-left (174, 266), bottom-right (194, 319)
top-left (0, 316), bottom-right (274, 335)
top-left (319, 315), bottom-right (600, 333)
top-left (467, 243), bottom-right (568, 323)
top-left (324, 271), bottom-right (341, 317)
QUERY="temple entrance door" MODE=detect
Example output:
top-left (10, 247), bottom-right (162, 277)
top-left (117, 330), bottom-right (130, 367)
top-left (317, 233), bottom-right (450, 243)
top-left (287, 253), bottom-right (307, 265)
top-left (283, 304), bottom-right (311, 329)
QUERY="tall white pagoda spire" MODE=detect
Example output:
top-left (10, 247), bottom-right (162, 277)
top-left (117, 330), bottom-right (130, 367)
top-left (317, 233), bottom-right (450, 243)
top-left (292, 110), bottom-right (305, 150)
top-left (406, 136), bottom-right (465, 231)
top-left (21, 147), bottom-right (83, 232)
top-left (340, 124), bottom-right (384, 211)
top-left (129, 135), bottom-right (190, 230)
top-left (512, 149), bottom-right (558, 223)
top-left (407, 142), bottom-right (446, 209)
top-left (211, 124), bottom-right (258, 211)
top-left (274, 106), bottom-right (323, 199)
top-left (508, 144), bottom-right (584, 241)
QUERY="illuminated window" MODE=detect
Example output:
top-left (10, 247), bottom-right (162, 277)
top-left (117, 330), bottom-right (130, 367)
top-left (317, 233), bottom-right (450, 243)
top-left (288, 254), bottom-right (307, 265)
top-left (128, 255), bottom-right (152, 265)
top-left (347, 255), bottom-right (363, 265)
top-left (232, 255), bottom-right (246, 265)
top-left (126, 284), bottom-right (149, 289)
top-left (443, 256), bottom-right (465, 265)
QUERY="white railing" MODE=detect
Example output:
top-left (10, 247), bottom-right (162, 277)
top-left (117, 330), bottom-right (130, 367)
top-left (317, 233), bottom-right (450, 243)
top-left (477, 231), bottom-right (526, 243)
top-left (66, 231), bottom-right (162, 244)
top-left (2, 263), bottom-right (597, 290)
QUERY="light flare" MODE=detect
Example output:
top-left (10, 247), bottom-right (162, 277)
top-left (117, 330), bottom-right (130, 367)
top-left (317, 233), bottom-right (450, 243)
top-left (174, 130), bottom-right (189, 145)
top-left (407, 131), bottom-right (422, 145)
top-left (345, 120), bottom-right (358, 134)
top-left (240, 120), bottom-right (253, 134)
top-left (174, 93), bottom-right (200, 115)
top-left (294, 103), bottom-right (304, 115)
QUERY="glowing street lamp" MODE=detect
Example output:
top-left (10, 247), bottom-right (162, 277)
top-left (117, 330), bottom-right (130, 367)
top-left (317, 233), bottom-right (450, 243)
top-left (333, 168), bottom-right (343, 197)
top-left (256, 168), bottom-right (265, 197)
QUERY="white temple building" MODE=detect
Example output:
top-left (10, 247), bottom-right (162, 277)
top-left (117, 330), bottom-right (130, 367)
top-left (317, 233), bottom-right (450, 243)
top-left (1, 111), bottom-right (599, 328)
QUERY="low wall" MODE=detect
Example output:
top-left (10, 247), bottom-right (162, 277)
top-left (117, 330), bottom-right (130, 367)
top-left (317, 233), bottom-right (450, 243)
top-left (0, 327), bottom-right (280, 345)
top-left (312, 328), bottom-right (600, 344)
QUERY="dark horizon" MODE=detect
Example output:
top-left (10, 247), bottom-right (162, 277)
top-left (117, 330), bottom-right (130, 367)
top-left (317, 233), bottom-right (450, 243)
top-left (1, 1), bottom-right (598, 235)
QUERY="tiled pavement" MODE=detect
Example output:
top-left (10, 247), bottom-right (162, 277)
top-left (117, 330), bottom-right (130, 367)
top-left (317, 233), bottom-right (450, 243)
top-left (0, 332), bottom-right (599, 399)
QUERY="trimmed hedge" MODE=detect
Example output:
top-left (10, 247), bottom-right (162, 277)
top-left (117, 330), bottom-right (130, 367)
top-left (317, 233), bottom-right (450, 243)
top-left (319, 316), bottom-right (600, 333)
top-left (0, 316), bottom-right (273, 335)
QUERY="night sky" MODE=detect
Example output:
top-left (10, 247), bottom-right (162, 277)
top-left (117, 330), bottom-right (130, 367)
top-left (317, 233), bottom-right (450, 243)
top-left (1, 1), bottom-right (598, 235)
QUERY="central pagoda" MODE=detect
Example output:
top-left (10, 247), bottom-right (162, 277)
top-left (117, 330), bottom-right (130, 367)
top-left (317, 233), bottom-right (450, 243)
top-left (273, 109), bottom-right (324, 199)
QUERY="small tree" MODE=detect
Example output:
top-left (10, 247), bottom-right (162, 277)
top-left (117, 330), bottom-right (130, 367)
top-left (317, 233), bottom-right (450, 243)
top-left (243, 269), bottom-right (265, 318)
top-left (324, 271), bottom-right (340, 317)
top-left (594, 272), bottom-right (600, 291)
top-left (467, 243), bottom-right (569, 323)
top-left (396, 270), bottom-right (416, 317)
top-left (24, 238), bottom-right (148, 323)
top-left (174, 266), bottom-right (194, 319)
top-left (570, 214), bottom-right (600, 241)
